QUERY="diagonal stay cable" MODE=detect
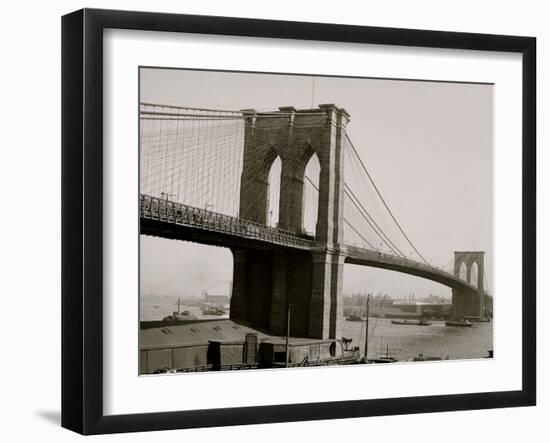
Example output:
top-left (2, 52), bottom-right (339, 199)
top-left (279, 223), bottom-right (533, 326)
top-left (343, 219), bottom-right (377, 250)
top-left (304, 175), bottom-right (381, 251)
top-left (344, 184), bottom-right (407, 257)
top-left (345, 134), bottom-right (430, 266)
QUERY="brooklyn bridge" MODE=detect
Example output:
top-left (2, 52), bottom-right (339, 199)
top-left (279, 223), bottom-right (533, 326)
top-left (139, 102), bottom-right (487, 340)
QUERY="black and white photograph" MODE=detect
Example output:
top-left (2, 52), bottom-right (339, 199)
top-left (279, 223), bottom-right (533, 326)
top-left (0, 1), bottom-right (543, 440)
top-left (139, 68), bottom-right (494, 375)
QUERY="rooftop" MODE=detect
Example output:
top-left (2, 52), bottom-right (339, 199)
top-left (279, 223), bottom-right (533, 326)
top-left (140, 319), bottom-right (334, 350)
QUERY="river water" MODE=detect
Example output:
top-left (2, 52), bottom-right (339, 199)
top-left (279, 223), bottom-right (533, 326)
top-left (343, 317), bottom-right (493, 361)
top-left (141, 295), bottom-right (493, 361)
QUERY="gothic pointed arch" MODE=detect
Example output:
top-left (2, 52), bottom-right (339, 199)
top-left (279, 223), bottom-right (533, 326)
top-left (267, 155), bottom-right (282, 227)
top-left (470, 262), bottom-right (479, 288)
top-left (459, 262), bottom-right (468, 281)
top-left (302, 151), bottom-right (321, 235)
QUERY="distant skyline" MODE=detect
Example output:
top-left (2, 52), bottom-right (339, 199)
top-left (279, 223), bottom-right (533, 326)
top-left (141, 288), bottom-right (452, 301)
top-left (140, 68), bottom-right (493, 300)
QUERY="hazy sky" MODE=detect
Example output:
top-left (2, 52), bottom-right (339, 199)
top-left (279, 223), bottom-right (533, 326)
top-left (140, 68), bottom-right (493, 299)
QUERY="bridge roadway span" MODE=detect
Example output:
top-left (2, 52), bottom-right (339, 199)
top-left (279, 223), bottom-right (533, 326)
top-left (140, 194), bottom-right (477, 294)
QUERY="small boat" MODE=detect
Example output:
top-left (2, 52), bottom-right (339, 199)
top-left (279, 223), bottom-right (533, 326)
top-left (391, 319), bottom-right (432, 326)
top-left (162, 298), bottom-right (198, 321)
top-left (202, 307), bottom-right (226, 316)
top-left (370, 345), bottom-right (398, 363)
top-left (162, 311), bottom-right (197, 321)
top-left (346, 315), bottom-right (364, 322)
top-left (467, 317), bottom-right (491, 323)
top-left (445, 319), bottom-right (472, 327)
top-left (412, 353), bottom-right (442, 362)
top-left (371, 356), bottom-right (398, 363)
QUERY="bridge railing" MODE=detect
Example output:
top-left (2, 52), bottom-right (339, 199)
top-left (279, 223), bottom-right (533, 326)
top-left (140, 194), bottom-right (314, 249)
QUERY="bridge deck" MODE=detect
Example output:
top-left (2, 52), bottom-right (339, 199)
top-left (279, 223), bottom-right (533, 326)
top-left (140, 194), bottom-right (481, 294)
top-left (345, 246), bottom-right (479, 292)
top-left (140, 194), bottom-right (314, 250)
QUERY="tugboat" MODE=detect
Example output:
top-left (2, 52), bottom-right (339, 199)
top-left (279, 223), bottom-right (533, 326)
top-left (445, 319), bottom-right (472, 327)
top-left (162, 298), bottom-right (198, 321)
top-left (202, 307), bottom-right (226, 316)
top-left (391, 318), bottom-right (432, 326)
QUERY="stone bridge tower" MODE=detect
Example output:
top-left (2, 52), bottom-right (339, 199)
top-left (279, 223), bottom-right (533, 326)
top-left (230, 105), bottom-right (350, 339)
top-left (452, 251), bottom-right (486, 319)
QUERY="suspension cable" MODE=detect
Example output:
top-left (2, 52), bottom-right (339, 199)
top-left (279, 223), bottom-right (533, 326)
top-left (345, 134), bottom-right (430, 266)
top-left (344, 184), bottom-right (407, 257)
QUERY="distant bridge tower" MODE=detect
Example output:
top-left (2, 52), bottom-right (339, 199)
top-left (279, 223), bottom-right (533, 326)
top-left (230, 105), bottom-right (350, 339)
top-left (452, 251), bottom-right (485, 319)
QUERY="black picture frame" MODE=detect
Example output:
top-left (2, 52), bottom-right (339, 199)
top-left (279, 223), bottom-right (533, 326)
top-left (61, 8), bottom-right (536, 435)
